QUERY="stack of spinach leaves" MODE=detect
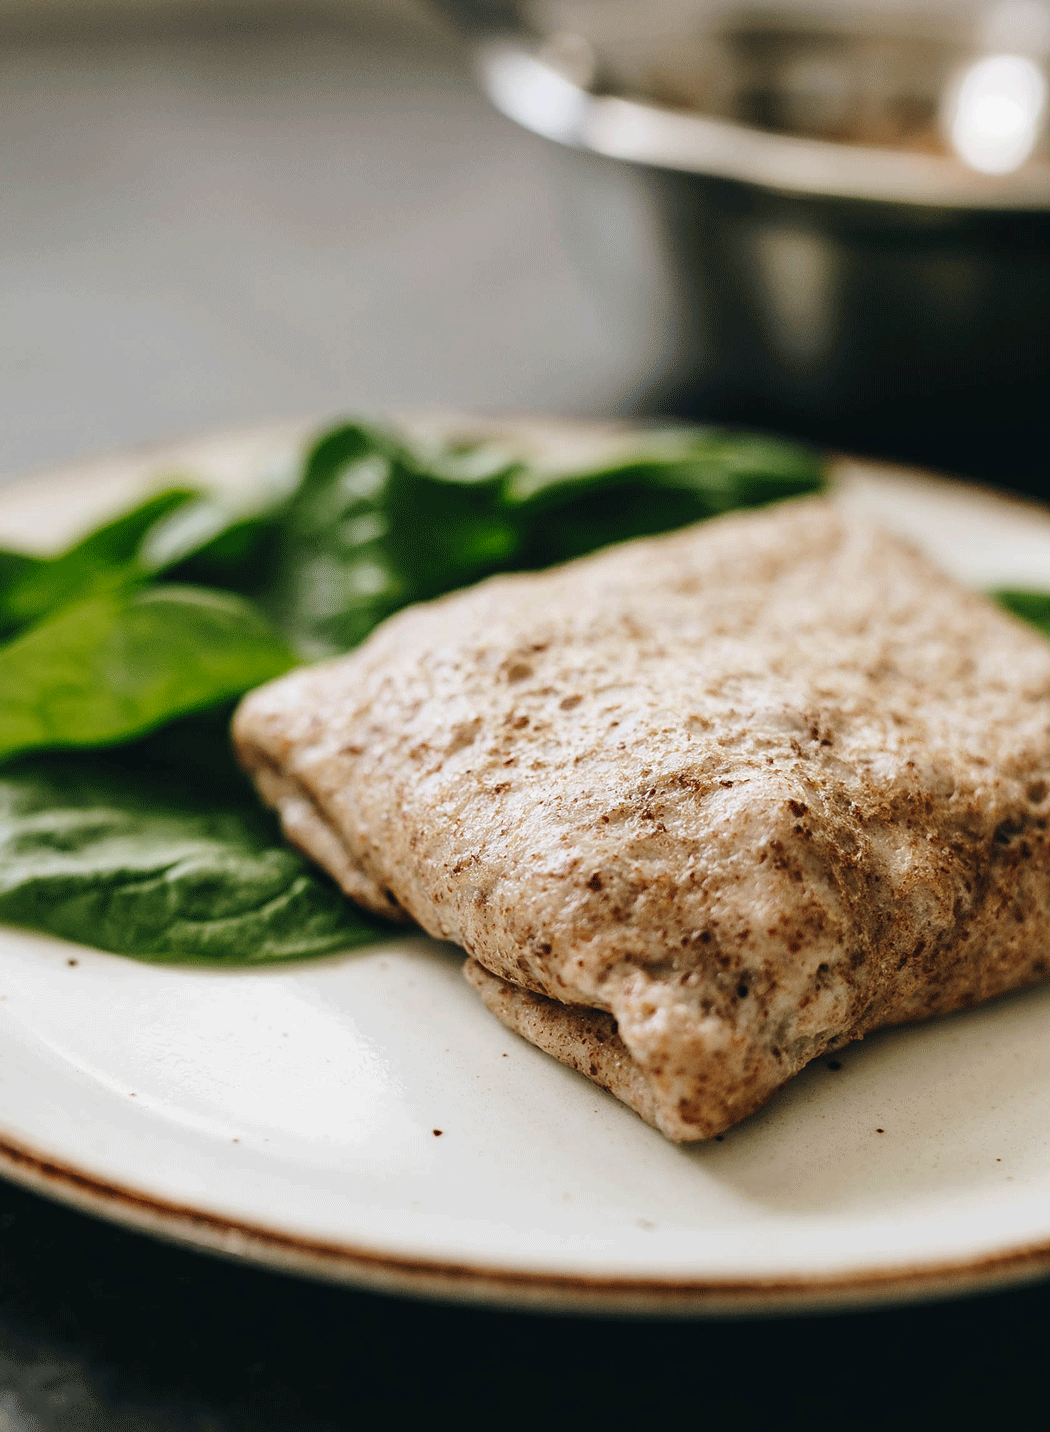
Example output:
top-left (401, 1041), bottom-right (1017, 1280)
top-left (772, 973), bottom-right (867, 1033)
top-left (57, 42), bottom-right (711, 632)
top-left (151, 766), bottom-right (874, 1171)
top-left (0, 418), bottom-right (830, 964)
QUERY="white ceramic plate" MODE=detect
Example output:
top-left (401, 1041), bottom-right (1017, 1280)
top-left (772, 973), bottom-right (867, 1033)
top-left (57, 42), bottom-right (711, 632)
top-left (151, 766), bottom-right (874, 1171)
top-left (4, 421), bottom-right (1050, 1317)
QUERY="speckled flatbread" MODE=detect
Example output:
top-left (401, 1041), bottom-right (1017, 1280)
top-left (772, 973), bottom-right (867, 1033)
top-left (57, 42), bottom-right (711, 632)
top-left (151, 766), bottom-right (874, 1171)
top-left (233, 497), bottom-right (1050, 1140)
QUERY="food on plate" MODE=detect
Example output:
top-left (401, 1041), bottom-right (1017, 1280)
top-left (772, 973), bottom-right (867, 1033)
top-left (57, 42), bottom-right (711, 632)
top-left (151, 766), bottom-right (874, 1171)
top-left (0, 418), bottom-right (823, 963)
top-left (234, 497), bottom-right (1050, 1140)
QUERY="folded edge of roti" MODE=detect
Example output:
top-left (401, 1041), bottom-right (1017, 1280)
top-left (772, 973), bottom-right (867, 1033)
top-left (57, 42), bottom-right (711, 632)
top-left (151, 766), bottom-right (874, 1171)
top-left (462, 957), bottom-right (665, 1130)
top-left (233, 496), bottom-right (1050, 1140)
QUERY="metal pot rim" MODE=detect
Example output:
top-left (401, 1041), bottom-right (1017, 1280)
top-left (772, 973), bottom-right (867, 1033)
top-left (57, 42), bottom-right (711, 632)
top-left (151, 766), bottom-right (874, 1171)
top-left (477, 39), bottom-right (1050, 211)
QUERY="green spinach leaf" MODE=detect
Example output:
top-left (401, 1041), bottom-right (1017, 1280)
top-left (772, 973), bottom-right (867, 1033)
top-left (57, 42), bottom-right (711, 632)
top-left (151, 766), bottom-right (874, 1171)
top-left (276, 422), bottom-right (524, 654)
top-left (0, 547), bottom-right (44, 591)
top-left (0, 548), bottom-right (46, 638)
top-left (139, 488), bottom-right (294, 597)
top-left (510, 431), bottom-right (824, 566)
top-left (0, 487), bottom-right (199, 635)
top-left (106, 703), bottom-right (259, 797)
top-left (0, 756), bottom-right (382, 962)
top-left (995, 589), bottom-right (1050, 638)
top-left (277, 420), bottom-right (825, 655)
top-left (0, 585), bottom-right (297, 762)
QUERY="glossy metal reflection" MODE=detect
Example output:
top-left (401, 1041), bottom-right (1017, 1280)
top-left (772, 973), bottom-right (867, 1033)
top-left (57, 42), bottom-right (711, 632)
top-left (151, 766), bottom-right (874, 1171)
top-left (469, 27), bottom-right (1050, 487)
top-left (946, 53), bottom-right (1048, 173)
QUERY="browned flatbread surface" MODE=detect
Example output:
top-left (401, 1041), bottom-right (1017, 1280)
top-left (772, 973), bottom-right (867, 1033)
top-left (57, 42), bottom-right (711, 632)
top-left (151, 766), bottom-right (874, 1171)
top-left (233, 497), bottom-right (1050, 1140)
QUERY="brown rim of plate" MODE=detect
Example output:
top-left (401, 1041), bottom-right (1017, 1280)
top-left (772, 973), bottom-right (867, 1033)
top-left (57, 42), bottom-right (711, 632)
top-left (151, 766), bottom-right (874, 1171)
top-left (1, 1129), bottom-right (1049, 1318)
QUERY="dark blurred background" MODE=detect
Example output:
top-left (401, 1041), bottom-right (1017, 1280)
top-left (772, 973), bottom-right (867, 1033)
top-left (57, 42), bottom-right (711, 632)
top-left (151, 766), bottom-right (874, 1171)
top-left (3, 1170), bottom-right (1050, 1432)
top-left (447, 0), bottom-right (1050, 492)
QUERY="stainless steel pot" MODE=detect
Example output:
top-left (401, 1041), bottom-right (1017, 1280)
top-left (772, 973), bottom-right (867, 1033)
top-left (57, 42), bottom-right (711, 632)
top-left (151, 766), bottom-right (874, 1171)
top-left (439, 2), bottom-right (1050, 490)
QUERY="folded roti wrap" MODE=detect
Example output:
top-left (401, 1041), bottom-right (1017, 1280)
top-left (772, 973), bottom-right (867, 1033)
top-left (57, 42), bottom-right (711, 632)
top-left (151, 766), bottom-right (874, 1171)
top-left (234, 498), bottom-right (1050, 1139)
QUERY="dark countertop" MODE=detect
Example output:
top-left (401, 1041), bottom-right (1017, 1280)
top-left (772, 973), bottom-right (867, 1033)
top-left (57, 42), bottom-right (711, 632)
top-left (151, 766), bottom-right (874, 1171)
top-left (1, 1172), bottom-right (1048, 1431)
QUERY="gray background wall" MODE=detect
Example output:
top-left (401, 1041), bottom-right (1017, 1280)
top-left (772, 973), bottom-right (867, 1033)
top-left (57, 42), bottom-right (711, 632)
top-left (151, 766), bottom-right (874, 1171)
top-left (0, 4), bottom-right (656, 483)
